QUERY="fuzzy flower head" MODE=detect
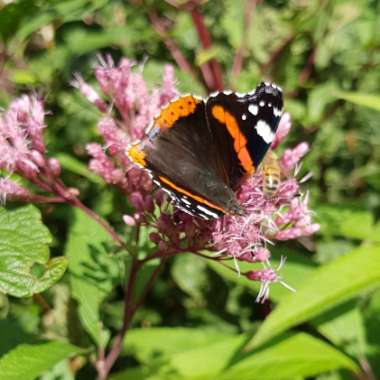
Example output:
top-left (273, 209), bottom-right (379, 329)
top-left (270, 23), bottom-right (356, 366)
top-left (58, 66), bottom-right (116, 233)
top-left (0, 95), bottom-right (47, 177)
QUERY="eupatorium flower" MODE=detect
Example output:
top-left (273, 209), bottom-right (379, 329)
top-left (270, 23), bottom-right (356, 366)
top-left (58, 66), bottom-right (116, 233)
top-left (0, 94), bottom-right (47, 176)
top-left (0, 178), bottom-right (30, 204)
top-left (76, 57), bottom-right (320, 302)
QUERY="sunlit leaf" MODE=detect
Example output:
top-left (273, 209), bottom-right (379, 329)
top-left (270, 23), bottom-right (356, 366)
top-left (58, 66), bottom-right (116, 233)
top-left (246, 244), bottom-right (380, 349)
top-left (0, 341), bottom-right (81, 380)
top-left (0, 206), bottom-right (67, 297)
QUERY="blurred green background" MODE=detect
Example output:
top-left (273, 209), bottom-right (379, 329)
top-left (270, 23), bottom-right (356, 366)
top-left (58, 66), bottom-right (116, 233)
top-left (1, 1), bottom-right (380, 379)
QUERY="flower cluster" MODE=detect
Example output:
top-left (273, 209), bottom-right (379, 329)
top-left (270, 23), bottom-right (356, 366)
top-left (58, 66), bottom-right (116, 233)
top-left (0, 94), bottom-right (66, 203)
top-left (0, 55), bottom-right (320, 302)
top-left (76, 56), bottom-right (319, 302)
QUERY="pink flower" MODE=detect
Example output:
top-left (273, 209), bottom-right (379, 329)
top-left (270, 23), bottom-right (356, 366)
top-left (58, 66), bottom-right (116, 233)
top-left (271, 112), bottom-right (291, 150)
top-left (280, 142), bottom-right (309, 174)
top-left (245, 257), bottom-right (295, 303)
top-left (0, 95), bottom-right (49, 176)
top-left (0, 178), bottom-right (30, 203)
top-left (71, 74), bottom-right (107, 112)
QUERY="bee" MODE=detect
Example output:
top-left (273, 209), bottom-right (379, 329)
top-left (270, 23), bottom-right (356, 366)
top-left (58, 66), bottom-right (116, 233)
top-left (261, 150), bottom-right (281, 198)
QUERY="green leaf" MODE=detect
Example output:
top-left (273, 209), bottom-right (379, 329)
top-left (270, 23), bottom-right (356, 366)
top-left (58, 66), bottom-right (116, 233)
top-left (171, 254), bottom-right (208, 301)
top-left (220, 333), bottom-right (358, 380)
top-left (65, 208), bottom-right (120, 345)
top-left (316, 205), bottom-right (377, 241)
top-left (312, 301), bottom-right (366, 358)
top-left (55, 153), bottom-right (103, 185)
top-left (246, 244), bottom-right (380, 349)
top-left (334, 91), bottom-right (380, 112)
top-left (0, 205), bottom-right (67, 297)
top-left (124, 327), bottom-right (232, 364)
top-left (167, 334), bottom-right (246, 378)
top-left (0, 341), bottom-right (81, 380)
top-left (109, 367), bottom-right (155, 380)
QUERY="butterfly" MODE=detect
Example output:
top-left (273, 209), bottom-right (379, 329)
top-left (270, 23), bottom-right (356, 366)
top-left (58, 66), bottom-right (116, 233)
top-left (127, 82), bottom-right (283, 220)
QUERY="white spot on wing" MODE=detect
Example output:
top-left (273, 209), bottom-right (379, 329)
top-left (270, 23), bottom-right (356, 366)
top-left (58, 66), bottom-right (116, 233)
top-left (255, 120), bottom-right (275, 144)
top-left (273, 107), bottom-right (282, 117)
top-left (223, 90), bottom-right (233, 95)
top-left (248, 104), bottom-right (258, 116)
top-left (242, 113), bottom-right (247, 120)
top-left (259, 100), bottom-right (265, 107)
top-left (209, 91), bottom-right (219, 98)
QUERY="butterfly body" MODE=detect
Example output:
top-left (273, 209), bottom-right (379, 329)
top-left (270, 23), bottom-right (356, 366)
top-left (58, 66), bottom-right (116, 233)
top-left (127, 82), bottom-right (283, 220)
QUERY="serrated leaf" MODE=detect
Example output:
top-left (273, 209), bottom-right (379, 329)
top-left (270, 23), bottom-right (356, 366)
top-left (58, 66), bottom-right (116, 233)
top-left (220, 333), bottom-right (358, 380)
top-left (0, 205), bottom-right (67, 297)
top-left (0, 341), bottom-right (81, 380)
top-left (65, 208), bottom-right (120, 345)
top-left (246, 245), bottom-right (380, 349)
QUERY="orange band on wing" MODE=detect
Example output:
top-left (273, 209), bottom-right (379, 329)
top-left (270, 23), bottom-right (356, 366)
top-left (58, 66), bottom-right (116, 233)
top-left (155, 96), bottom-right (201, 129)
top-left (211, 105), bottom-right (254, 174)
top-left (158, 175), bottom-right (226, 213)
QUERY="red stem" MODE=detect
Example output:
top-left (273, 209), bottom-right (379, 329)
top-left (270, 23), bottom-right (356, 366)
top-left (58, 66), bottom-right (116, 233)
top-left (96, 258), bottom-right (141, 380)
top-left (260, 34), bottom-right (295, 75)
top-left (96, 258), bottom-right (166, 380)
top-left (148, 11), bottom-right (198, 81)
top-left (230, 0), bottom-right (259, 83)
top-left (188, 4), bottom-right (224, 91)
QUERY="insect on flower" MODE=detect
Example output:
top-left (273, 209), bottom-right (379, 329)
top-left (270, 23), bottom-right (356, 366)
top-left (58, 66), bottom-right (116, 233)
top-left (261, 150), bottom-right (281, 198)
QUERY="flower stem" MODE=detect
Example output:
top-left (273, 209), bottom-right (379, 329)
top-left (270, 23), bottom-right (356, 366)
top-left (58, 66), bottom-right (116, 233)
top-left (95, 258), bottom-right (166, 380)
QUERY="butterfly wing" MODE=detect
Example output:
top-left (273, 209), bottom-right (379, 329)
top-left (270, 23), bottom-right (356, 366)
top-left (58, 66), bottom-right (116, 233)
top-left (127, 95), bottom-right (241, 219)
top-left (205, 82), bottom-right (283, 188)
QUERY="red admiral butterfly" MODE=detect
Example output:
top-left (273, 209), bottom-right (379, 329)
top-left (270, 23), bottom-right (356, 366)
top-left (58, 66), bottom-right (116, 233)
top-left (127, 82), bottom-right (283, 220)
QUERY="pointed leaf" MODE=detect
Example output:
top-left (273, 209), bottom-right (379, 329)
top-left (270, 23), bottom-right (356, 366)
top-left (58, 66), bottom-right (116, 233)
top-left (221, 333), bottom-right (358, 380)
top-left (247, 245), bottom-right (380, 349)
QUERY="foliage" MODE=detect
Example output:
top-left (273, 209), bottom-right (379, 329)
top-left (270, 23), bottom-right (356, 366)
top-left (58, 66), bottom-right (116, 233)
top-left (1, 0), bottom-right (380, 380)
